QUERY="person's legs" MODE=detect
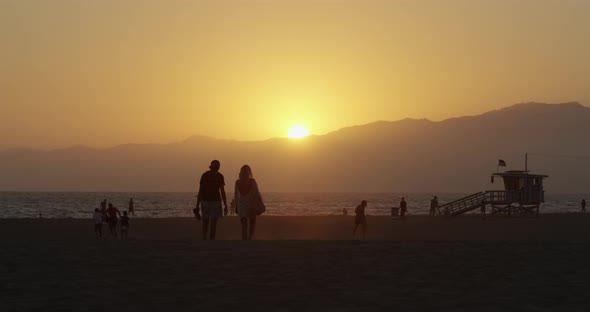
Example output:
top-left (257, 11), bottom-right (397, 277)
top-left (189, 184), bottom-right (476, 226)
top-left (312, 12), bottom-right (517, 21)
top-left (353, 223), bottom-right (359, 237)
top-left (202, 218), bottom-right (209, 240)
top-left (240, 218), bottom-right (248, 240)
top-left (248, 217), bottom-right (256, 240)
top-left (209, 218), bottom-right (218, 240)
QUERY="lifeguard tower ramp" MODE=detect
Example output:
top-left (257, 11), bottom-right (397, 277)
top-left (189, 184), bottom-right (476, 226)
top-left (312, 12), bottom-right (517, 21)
top-left (438, 192), bottom-right (487, 216)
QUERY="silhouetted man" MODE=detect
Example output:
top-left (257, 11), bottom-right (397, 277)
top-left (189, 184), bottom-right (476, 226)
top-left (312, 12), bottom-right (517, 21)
top-left (195, 160), bottom-right (228, 240)
top-left (429, 196), bottom-right (438, 216)
top-left (400, 197), bottom-right (407, 219)
top-left (582, 199), bottom-right (586, 213)
top-left (128, 197), bottom-right (135, 216)
top-left (106, 203), bottom-right (121, 237)
top-left (100, 199), bottom-right (107, 223)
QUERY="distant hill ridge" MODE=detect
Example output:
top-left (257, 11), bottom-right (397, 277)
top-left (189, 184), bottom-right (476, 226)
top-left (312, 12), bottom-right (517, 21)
top-left (1, 102), bottom-right (589, 193)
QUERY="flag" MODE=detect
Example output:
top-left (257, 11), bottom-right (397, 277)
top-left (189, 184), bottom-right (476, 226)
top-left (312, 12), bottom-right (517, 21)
top-left (498, 159), bottom-right (506, 167)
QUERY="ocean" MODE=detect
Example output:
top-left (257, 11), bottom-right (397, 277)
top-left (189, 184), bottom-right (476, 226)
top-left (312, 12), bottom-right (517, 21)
top-left (0, 192), bottom-right (587, 218)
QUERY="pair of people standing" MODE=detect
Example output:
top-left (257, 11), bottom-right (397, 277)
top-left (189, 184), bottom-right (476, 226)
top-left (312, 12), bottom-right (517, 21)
top-left (194, 160), bottom-right (264, 240)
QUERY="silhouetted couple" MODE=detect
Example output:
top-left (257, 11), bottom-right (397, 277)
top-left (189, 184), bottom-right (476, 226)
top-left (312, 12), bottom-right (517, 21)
top-left (195, 160), bottom-right (264, 240)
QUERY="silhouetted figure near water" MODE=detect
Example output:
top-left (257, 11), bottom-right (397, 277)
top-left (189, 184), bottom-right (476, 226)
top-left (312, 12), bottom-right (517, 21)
top-left (429, 196), bottom-right (438, 216)
top-left (343, 208), bottom-right (348, 216)
top-left (196, 160), bottom-right (228, 240)
top-left (128, 198), bottom-right (135, 216)
top-left (434, 196), bottom-right (439, 215)
top-left (582, 199), bottom-right (586, 213)
top-left (100, 199), bottom-right (107, 223)
top-left (353, 200), bottom-right (367, 239)
top-left (106, 203), bottom-right (121, 237)
top-left (93, 208), bottom-right (103, 239)
top-left (120, 211), bottom-right (130, 239)
top-left (400, 197), bottom-right (407, 219)
top-left (234, 165), bottom-right (265, 240)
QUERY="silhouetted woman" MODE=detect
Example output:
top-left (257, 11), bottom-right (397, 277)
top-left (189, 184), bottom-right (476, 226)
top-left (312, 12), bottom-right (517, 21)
top-left (234, 165), bottom-right (264, 240)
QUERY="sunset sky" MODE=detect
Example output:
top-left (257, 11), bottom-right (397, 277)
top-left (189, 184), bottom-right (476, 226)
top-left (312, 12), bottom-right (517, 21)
top-left (1, 0), bottom-right (589, 149)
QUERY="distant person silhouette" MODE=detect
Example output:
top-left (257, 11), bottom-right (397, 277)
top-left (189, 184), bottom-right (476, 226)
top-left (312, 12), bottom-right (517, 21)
top-left (433, 196), bottom-right (439, 215)
top-left (429, 196), bottom-right (438, 216)
top-left (353, 200), bottom-right (367, 239)
top-left (106, 203), bottom-right (121, 237)
top-left (93, 208), bottom-right (103, 239)
top-left (100, 199), bottom-right (107, 223)
top-left (120, 211), bottom-right (130, 239)
top-left (128, 198), bottom-right (135, 216)
top-left (400, 197), bottom-right (407, 219)
top-left (343, 208), bottom-right (348, 216)
top-left (582, 199), bottom-right (586, 213)
top-left (234, 165), bottom-right (265, 240)
top-left (195, 160), bottom-right (228, 240)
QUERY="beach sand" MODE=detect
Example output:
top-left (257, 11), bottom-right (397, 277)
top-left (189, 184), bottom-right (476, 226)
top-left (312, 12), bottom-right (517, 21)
top-left (2, 215), bottom-right (590, 311)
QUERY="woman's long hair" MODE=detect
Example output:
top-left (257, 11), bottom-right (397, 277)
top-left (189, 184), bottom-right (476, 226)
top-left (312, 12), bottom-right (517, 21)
top-left (239, 165), bottom-right (253, 180)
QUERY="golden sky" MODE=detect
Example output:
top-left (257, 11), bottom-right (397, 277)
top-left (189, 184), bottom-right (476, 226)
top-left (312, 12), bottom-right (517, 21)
top-left (1, 0), bottom-right (589, 149)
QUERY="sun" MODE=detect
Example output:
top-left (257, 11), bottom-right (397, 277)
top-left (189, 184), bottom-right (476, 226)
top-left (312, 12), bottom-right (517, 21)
top-left (288, 125), bottom-right (309, 138)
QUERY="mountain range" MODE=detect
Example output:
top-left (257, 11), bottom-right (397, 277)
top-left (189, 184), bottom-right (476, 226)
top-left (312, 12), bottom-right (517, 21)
top-left (1, 102), bottom-right (590, 193)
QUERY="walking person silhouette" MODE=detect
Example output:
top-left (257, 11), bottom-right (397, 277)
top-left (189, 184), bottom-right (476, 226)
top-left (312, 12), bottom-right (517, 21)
top-left (234, 165), bottom-right (265, 240)
top-left (353, 200), bottom-right (368, 239)
top-left (195, 160), bottom-right (228, 240)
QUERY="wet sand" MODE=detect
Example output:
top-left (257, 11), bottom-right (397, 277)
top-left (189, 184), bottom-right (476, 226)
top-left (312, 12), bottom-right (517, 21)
top-left (2, 215), bottom-right (590, 311)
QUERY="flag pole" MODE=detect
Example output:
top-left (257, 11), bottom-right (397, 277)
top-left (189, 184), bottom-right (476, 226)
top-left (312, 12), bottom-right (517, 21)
top-left (523, 153), bottom-right (529, 201)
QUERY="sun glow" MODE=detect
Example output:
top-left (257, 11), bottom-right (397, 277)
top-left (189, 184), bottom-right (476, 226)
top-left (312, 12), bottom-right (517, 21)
top-left (288, 125), bottom-right (309, 138)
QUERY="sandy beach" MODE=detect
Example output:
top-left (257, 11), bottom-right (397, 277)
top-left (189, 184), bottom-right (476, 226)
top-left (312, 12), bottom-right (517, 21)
top-left (2, 215), bottom-right (590, 311)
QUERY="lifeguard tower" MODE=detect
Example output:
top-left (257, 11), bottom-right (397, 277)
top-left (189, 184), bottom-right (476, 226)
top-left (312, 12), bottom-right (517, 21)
top-left (438, 158), bottom-right (548, 217)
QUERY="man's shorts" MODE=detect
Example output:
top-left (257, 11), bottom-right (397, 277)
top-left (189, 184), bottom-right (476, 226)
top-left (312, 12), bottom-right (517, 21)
top-left (201, 201), bottom-right (222, 219)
